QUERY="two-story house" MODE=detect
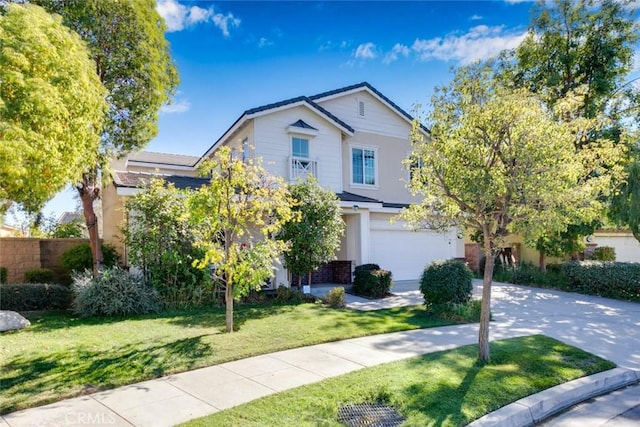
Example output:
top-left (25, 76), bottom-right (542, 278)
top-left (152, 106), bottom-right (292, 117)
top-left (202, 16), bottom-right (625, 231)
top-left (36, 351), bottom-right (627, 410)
top-left (102, 82), bottom-right (465, 285)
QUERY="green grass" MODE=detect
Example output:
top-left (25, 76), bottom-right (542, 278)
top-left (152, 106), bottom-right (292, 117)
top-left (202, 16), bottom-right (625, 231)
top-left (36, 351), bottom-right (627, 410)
top-left (0, 302), bottom-right (456, 414)
top-left (183, 335), bottom-right (616, 427)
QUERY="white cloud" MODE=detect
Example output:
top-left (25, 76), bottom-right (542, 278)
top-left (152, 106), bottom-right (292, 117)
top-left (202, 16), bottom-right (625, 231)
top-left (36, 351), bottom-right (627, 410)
top-left (156, 0), bottom-right (240, 37)
top-left (470, 14), bottom-right (483, 20)
top-left (383, 43), bottom-right (410, 64)
top-left (160, 98), bottom-right (191, 114)
top-left (412, 25), bottom-right (527, 64)
top-left (212, 12), bottom-right (241, 37)
top-left (354, 42), bottom-right (377, 60)
top-left (258, 37), bottom-right (273, 48)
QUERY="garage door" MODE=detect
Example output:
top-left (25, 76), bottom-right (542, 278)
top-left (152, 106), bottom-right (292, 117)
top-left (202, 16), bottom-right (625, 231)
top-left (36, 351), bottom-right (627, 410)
top-left (370, 229), bottom-right (456, 281)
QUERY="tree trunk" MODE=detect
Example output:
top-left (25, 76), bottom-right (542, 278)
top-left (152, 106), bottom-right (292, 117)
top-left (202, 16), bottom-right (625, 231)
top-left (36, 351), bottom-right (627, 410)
top-left (539, 250), bottom-right (547, 273)
top-left (77, 173), bottom-right (103, 277)
top-left (479, 232), bottom-right (494, 363)
top-left (308, 271), bottom-right (312, 289)
top-left (225, 282), bottom-right (233, 333)
top-left (298, 275), bottom-right (302, 289)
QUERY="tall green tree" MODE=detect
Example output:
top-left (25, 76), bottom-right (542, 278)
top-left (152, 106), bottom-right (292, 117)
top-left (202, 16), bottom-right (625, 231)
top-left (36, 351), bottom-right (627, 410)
top-left (279, 176), bottom-right (344, 288)
top-left (610, 158), bottom-right (640, 243)
top-left (503, 0), bottom-right (638, 267)
top-left (188, 147), bottom-right (295, 333)
top-left (0, 3), bottom-right (105, 213)
top-left (29, 0), bottom-right (178, 274)
top-left (512, 0), bottom-right (638, 118)
top-left (404, 64), bottom-right (620, 362)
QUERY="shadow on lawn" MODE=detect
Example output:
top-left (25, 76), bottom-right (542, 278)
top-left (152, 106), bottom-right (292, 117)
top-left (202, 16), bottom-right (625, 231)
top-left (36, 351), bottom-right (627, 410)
top-left (22, 301), bottom-right (308, 334)
top-left (0, 335), bottom-right (212, 415)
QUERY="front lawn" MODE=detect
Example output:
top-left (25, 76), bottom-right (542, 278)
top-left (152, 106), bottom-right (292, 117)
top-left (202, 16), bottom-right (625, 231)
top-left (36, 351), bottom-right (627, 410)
top-left (1, 302), bottom-right (455, 414)
top-left (183, 335), bottom-right (615, 427)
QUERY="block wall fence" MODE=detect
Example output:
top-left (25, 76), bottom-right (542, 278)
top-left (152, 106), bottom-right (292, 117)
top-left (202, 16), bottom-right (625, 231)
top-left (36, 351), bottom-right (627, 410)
top-left (0, 238), bottom-right (89, 284)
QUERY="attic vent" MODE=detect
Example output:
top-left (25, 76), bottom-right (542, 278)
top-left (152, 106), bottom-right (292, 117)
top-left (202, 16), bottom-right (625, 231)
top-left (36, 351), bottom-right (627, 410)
top-left (358, 101), bottom-right (365, 117)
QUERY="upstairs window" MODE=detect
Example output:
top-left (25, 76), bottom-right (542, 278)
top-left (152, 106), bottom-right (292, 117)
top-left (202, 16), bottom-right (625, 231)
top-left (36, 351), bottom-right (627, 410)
top-left (352, 147), bottom-right (376, 186)
top-left (292, 137), bottom-right (309, 158)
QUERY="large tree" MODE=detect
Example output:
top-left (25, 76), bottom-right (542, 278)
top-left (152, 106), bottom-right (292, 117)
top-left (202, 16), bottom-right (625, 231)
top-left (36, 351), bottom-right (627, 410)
top-left (610, 157), bottom-right (640, 243)
top-left (0, 3), bottom-right (106, 212)
top-left (29, 0), bottom-right (178, 274)
top-left (503, 0), bottom-right (639, 267)
top-left (279, 176), bottom-right (344, 288)
top-left (188, 147), bottom-right (295, 333)
top-left (404, 63), bottom-right (621, 362)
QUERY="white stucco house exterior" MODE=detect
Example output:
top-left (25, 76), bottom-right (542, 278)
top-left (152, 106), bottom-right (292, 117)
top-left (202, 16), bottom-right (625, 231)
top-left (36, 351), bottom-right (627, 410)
top-left (102, 82), bottom-right (467, 285)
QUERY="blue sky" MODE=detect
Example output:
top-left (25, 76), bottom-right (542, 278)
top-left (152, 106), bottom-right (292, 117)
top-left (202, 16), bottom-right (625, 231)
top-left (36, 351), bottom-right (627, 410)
top-left (11, 0), bottom-right (639, 224)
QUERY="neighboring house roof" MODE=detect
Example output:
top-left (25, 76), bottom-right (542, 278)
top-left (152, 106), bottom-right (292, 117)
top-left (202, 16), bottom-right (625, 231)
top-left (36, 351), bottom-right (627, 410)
top-left (112, 171), bottom-right (209, 190)
top-left (127, 151), bottom-right (200, 168)
top-left (310, 81), bottom-right (430, 134)
top-left (57, 212), bottom-right (83, 224)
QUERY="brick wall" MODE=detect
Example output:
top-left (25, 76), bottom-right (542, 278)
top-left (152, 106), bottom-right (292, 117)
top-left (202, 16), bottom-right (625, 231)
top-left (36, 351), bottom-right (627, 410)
top-left (292, 260), bottom-right (353, 286)
top-left (465, 243), bottom-right (481, 273)
top-left (0, 238), bottom-right (89, 284)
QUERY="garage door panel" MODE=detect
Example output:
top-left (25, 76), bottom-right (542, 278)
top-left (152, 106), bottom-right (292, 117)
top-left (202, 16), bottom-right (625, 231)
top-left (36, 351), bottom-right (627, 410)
top-left (370, 230), bottom-right (455, 281)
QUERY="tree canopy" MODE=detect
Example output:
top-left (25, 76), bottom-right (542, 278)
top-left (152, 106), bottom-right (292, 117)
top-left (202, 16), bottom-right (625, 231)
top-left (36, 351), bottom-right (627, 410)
top-left (498, 0), bottom-right (638, 267)
top-left (511, 0), bottom-right (638, 119)
top-left (28, 0), bottom-right (178, 272)
top-left (404, 63), bottom-right (622, 361)
top-left (279, 176), bottom-right (344, 287)
top-left (188, 147), bottom-right (295, 333)
top-left (0, 3), bottom-right (106, 212)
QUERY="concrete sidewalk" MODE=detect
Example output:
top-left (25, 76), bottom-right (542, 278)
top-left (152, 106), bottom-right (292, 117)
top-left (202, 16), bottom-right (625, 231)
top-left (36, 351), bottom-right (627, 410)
top-left (3, 280), bottom-right (639, 427)
top-left (2, 324), bottom-right (532, 427)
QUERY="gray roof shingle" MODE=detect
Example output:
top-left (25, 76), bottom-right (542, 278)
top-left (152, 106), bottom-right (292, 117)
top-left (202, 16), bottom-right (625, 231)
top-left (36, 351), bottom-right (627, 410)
top-left (127, 151), bottom-right (200, 167)
top-left (112, 171), bottom-right (209, 190)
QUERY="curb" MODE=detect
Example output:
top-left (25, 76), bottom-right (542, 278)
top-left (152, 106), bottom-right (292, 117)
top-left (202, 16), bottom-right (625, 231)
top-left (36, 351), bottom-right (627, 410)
top-left (467, 368), bottom-right (640, 427)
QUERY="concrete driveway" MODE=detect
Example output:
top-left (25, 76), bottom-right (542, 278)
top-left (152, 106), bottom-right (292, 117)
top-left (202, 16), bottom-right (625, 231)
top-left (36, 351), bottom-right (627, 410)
top-left (482, 280), bottom-right (640, 371)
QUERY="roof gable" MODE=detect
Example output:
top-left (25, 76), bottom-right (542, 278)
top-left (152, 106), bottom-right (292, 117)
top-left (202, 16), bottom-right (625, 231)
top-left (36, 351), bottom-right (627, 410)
top-left (311, 82), bottom-right (429, 134)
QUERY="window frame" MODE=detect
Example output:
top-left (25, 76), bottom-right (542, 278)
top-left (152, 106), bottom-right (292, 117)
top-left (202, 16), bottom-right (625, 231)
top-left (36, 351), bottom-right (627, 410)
top-left (291, 136), bottom-right (310, 159)
top-left (350, 144), bottom-right (378, 188)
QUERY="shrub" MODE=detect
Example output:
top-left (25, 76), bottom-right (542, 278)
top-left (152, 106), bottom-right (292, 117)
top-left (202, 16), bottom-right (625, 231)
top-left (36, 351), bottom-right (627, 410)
top-left (0, 267), bottom-right (7, 284)
top-left (0, 283), bottom-right (72, 311)
top-left (61, 242), bottom-right (119, 273)
top-left (562, 261), bottom-right (640, 301)
top-left (432, 300), bottom-right (483, 323)
top-left (124, 180), bottom-right (214, 308)
top-left (72, 268), bottom-right (161, 317)
top-left (24, 268), bottom-right (55, 284)
top-left (273, 285), bottom-right (316, 304)
top-left (420, 259), bottom-right (473, 309)
top-left (354, 264), bottom-right (381, 274)
top-left (325, 286), bottom-right (345, 308)
top-left (591, 246), bottom-right (616, 261)
top-left (353, 264), bottom-right (392, 298)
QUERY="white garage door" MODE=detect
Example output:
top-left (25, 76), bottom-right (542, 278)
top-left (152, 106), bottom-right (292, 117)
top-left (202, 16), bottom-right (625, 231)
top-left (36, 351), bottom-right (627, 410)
top-left (370, 229), bottom-right (456, 281)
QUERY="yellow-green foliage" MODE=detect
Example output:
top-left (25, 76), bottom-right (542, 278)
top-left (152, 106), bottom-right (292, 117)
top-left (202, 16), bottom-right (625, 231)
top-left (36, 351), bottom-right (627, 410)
top-left (188, 146), bottom-right (295, 331)
top-left (0, 4), bottom-right (106, 211)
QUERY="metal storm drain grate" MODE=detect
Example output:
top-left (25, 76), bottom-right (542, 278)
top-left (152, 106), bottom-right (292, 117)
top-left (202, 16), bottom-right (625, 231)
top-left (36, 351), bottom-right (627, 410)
top-left (337, 402), bottom-right (405, 427)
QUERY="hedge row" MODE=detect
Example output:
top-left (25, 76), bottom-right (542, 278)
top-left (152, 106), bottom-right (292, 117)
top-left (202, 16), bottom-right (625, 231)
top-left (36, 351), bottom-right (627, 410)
top-left (0, 283), bottom-right (73, 311)
top-left (562, 261), bottom-right (640, 301)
